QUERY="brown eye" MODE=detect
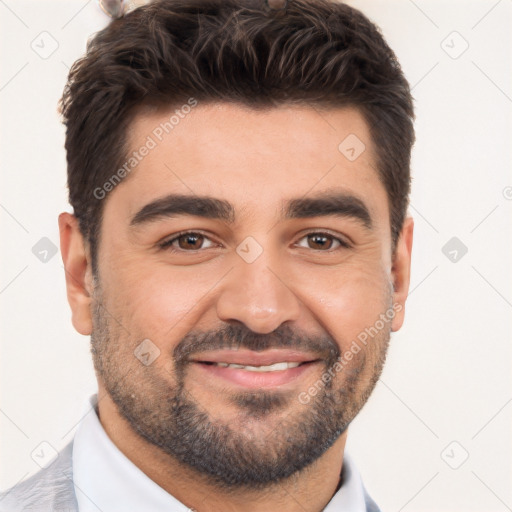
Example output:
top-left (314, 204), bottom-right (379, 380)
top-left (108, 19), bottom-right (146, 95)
top-left (296, 232), bottom-right (350, 251)
top-left (177, 233), bottom-right (204, 250)
top-left (308, 234), bottom-right (332, 250)
top-left (160, 232), bottom-right (216, 251)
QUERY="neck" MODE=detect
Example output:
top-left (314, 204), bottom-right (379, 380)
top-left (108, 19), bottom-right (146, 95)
top-left (97, 388), bottom-right (347, 512)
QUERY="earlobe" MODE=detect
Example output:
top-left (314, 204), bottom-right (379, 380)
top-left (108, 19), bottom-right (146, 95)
top-left (58, 212), bottom-right (94, 335)
top-left (390, 216), bottom-right (414, 332)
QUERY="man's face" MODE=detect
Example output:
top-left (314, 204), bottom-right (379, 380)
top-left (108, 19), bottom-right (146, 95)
top-left (83, 103), bottom-right (408, 488)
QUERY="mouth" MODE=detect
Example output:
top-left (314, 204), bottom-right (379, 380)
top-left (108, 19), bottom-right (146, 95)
top-left (189, 349), bottom-right (321, 389)
top-left (199, 361), bottom-right (308, 371)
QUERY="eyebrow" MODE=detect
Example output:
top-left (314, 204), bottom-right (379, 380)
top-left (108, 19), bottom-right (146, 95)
top-left (284, 193), bottom-right (372, 229)
top-left (130, 195), bottom-right (235, 225)
top-left (129, 191), bottom-right (373, 229)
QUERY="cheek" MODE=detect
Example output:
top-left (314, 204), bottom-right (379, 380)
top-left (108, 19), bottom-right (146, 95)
top-left (103, 261), bottom-right (220, 343)
top-left (296, 260), bottom-right (392, 348)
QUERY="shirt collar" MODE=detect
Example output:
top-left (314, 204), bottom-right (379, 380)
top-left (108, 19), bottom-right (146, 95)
top-left (73, 394), bottom-right (368, 512)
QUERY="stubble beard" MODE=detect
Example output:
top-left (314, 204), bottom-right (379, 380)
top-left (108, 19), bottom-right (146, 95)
top-left (90, 283), bottom-right (392, 489)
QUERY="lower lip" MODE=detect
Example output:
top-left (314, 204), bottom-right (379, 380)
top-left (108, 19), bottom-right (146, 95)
top-left (192, 362), bottom-right (318, 389)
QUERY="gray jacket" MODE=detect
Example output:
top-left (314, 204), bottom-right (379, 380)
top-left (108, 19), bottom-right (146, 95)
top-left (0, 441), bottom-right (381, 512)
top-left (0, 441), bottom-right (77, 512)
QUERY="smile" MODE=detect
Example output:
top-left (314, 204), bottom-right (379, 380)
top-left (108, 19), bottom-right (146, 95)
top-left (202, 361), bottom-right (303, 371)
top-left (189, 350), bottom-right (321, 389)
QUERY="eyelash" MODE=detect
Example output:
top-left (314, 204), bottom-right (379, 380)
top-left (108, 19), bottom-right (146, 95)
top-left (159, 230), bottom-right (352, 253)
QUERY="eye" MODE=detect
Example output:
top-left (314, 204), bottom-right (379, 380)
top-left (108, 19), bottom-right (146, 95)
top-left (159, 231), bottom-right (217, 251)
top-left (295, 232), bottom-right (351, 251)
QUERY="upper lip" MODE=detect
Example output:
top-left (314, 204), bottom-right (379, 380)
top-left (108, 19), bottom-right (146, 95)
top-left (190, 349), bottom-right (320, 366)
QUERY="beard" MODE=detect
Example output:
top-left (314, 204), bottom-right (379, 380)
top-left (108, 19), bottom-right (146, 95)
top-left (90, 283), bottom-right (392, 490)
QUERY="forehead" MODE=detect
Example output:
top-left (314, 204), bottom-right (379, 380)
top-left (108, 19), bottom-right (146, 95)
top-left (106, 102), bottom-right (389, 232)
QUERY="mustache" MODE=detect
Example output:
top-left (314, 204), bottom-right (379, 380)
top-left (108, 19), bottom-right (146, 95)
top-left (172, 323), bottom-right (341, 366)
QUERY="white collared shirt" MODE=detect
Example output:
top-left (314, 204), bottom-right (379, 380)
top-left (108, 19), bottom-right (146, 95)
top-left (73, 395), bottom-right (369, 512)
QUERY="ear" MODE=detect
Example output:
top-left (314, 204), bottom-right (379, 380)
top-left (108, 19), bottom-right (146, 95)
top-left (58, 213), bottom-right (93, 335)
top-left (390, 216), bottom-right (414, 332)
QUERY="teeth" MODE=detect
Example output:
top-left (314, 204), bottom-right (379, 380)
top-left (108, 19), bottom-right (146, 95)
top-left (213, 361), bottom-right (301, 372)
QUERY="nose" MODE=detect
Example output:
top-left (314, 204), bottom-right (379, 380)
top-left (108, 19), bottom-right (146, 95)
top-left (215, 250), bottom-right (301, 334)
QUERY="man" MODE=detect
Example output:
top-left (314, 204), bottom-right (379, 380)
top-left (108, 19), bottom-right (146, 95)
top-left (0, 0), bottom-right (414, 510)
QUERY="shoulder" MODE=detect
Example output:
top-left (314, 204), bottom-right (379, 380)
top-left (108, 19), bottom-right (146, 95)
top-left (0, 440), bottom-right (78, 512)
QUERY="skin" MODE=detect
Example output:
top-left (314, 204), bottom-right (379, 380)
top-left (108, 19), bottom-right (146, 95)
top-left (59, 103), bottom-right (413, 512)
